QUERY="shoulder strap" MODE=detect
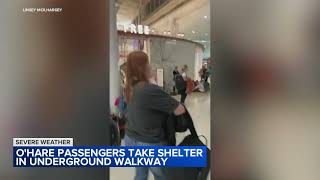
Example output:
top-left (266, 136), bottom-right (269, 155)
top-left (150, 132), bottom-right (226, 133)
top-left (183, 107), bottom-right (198, 137)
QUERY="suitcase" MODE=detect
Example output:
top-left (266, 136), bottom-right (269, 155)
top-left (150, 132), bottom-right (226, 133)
top-left (187, 78), bottom-right (194, 94)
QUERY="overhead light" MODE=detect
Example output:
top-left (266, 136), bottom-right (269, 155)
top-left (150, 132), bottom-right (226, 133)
top-left (151, 29), bottom-right (155, 33)
top-left (177, 33), bottom-right (185, 37)
top-left (192, 30), bottom-right (195, 34)
top-left (163, 31), bottom-right (171, 35)
top-left (204, 16), bottom-right (208, 19)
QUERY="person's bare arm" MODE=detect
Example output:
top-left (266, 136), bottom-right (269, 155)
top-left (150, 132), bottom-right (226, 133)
top-left (182, 72), bottom-right (187, 81)
top-left (174, 104), bottom-right (186, 116)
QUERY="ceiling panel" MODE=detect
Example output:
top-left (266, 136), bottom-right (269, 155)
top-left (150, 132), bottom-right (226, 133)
top-left (116, 0), bottom-right (211, 58)
top-left (149, 0), bottom-right (211, 57)
top-left (116, 0), bottom-right (150, 24)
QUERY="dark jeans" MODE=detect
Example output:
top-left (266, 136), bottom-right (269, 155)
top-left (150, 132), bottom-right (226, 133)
top-left (179, 88), bottom-right (187, 104)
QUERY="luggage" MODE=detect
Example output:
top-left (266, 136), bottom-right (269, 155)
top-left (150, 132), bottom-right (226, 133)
top-left (111, 114), bottom-right (127, 140)
top-left (175, 74), bottom-right (187, 91)
top-left (110, 116), bottom-right (121, 146)
top-left (165, 109), bottom-right (211, 180)
top-left (113, 96), bottom-right (127, 140)
top-left (118, 116), bottom-right (127, 139)
top-left (187, 78), bottom-right (194, 94)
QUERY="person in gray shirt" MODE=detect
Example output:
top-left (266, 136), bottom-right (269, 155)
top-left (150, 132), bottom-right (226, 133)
top-left (124, 51), bottom-right (185, 180)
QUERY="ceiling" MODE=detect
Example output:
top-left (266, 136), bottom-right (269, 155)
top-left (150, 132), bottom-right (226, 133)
top-left (150, 0), bottom-right (210, 40)
top-left (116, 0), bottom-right (150, 24)
top-left (116, 0), bottom-right (211, 58)
top-left (149, 0), bottom-right (210, 58)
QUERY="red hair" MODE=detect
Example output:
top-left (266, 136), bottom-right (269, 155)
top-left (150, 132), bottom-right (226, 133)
top-left (125, 51), bottom-right (149, 102)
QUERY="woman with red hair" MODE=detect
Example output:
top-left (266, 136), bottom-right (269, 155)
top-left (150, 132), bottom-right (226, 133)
top-left (124, 51), bottom-right (185, 180)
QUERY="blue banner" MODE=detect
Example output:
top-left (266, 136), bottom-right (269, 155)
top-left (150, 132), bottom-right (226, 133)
top-left (13, 146), bottom-right (207, 167)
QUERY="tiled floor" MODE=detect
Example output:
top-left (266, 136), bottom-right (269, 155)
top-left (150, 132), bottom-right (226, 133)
top-left (110, 92), bottom-right (211, 180)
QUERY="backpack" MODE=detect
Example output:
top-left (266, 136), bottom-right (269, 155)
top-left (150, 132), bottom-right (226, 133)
top-left (175, 74), bottom-right (187, 91)
top-left (165, 109), bottom-right (211, 180)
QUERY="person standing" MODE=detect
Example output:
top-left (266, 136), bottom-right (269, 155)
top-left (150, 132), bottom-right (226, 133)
top-left (199, 65), bottom-right (208, 82)
top-left (207, 65), bottom-right (213, 82)
top-left (179, 65), bottom-right (188, 104)
top-left (124, 51), bottom-right (186, 180)
top-left (172, 66), bottom-right (180, 94)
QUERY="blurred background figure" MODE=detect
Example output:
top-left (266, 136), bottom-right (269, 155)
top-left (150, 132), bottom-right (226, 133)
top-left (172, 66), bottom-right (180, 95)
top-left (179, 65), bottom-right (189, 104)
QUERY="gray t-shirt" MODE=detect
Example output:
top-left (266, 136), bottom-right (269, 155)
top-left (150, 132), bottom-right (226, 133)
top-left (126, 82), bottom-right (180, 143)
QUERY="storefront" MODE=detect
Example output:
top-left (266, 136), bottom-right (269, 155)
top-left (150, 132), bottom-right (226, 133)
top-left (117, 29), bottom-right (204, 93)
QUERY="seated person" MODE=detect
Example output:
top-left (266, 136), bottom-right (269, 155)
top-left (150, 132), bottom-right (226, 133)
top-left (193, 80), bottom-right (205, 92)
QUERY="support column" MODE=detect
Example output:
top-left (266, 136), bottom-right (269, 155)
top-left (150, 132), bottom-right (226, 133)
top-left (169, 17), bottom-right (178, 36)
top-left (109, 0), bottom-right (120, 114)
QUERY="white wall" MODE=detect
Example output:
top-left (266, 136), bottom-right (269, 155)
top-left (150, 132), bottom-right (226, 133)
top-left (149, 37), bottom-right (202, 92)
top-left (194, 47), bottom-right (204, 81)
